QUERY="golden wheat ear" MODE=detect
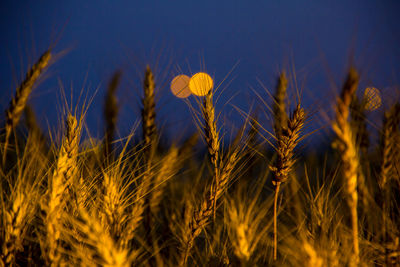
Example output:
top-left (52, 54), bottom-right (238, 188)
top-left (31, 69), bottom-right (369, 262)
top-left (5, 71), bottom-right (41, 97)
top-left (66, 207), bottom-right (133, 267)
top-left (178, 93), bottom-right (249, 266)
top-left (2, 190), bottom-right (31, 265)
top-left (270, 104), bottom-right (305, 260)
top-left (201, 90), bottom-right (221, 220)
top-left (332, 68), bottom-right (360, 265)
top-left (225, 182), bottom-right (272, 265)
top-left (3, 50), bottom-right (51, 166)
top-left (41, 113), bottom-right (81, 265)
top-left (177, 89), bottom-right (220, 266)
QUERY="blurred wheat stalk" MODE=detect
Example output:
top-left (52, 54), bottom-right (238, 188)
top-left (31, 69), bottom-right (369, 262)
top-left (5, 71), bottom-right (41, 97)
top-left (3, 50), bottom-right (51, 166)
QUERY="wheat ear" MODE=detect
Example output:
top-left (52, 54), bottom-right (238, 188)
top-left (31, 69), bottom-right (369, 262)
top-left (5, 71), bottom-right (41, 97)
top-left (73, 209), bottom-right (131, 267)
top-left (2, 191), bottom-right (31, 265)
top-left (379, 103), bottom-right (400, 265)
top-left (102, 172), bottom-right (126, 238)
top-left (23, 105), bottom-right (48, 156)
top-left (379, 103), bottom-right (400, 189)
top-left (349, 95), bottom-right (372, 220)
top-left (150, 145), bottom-right (179, 216)
top-left (121, 170), bottom-right (153, 248)
top-left (178, 91), bottom-right (221, 266)
top-left (331, 68), bottom-right (360, 265)
top-left (42, 114), bottom-right (80, 265)
top-left (121, 66), bottom-right (157, 246)
top-left (270, 104), bottom-right (305, 260)
top-left (24, 105), bottom-right (45, 140)
top-left (3, 50), bottom-right (51, 165)
top-left (202, 91), bottom-right (221, 220)
top-left (273, 72), bottom-right (288, 139)
top-left (179, 127), bottom-right (242, 265)
top-left (104, 70), bottom-right (122, 160)
top-left (147, 146), bottom-right (179, 265)
top-left (350, 96), bottom-right (369, 154)
top-left (142, 65), bottom-right (157, 163)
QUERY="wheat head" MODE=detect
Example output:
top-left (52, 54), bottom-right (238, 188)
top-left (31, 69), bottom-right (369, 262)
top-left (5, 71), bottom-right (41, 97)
top-left (331, 68), bottom-right (360, 265)
top-left (3, 50), bottom-right (51, 165)
top-left (103, 70), bottom-right (122, 159)
top-left (273, 72), bottom-right (288, 139)
top-left (42, 114), bottom-right (81, 265)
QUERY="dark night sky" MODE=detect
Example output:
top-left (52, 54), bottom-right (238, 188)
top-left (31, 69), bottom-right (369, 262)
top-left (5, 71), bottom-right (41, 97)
top-left (1, 0), bottom-right (399, 145)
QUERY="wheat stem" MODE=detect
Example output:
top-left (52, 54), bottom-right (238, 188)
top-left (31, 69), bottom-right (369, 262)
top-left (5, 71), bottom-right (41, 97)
top-left (273, 182), bottom-right (280, 260)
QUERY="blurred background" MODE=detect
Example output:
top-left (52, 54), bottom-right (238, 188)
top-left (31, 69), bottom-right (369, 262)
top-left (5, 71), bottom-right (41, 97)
top-left (1, 0), bottom-right (399, 146)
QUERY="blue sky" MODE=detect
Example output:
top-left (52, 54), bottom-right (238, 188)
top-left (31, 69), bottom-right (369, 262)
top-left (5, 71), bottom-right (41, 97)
top-left (1, 0), bottom-right (399, 144)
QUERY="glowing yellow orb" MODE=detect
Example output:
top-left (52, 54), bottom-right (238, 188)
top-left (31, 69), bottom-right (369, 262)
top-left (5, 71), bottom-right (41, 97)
top-left (170, 75), bottom-right (191, 98)
top-left (188, 72), bottom-right (214, 96)
top-left (363, 87), bottom-right (381, 111)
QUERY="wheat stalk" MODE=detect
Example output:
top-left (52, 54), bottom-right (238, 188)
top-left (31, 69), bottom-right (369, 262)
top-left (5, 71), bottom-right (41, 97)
top-left (142, 65), bottom-right (157, 163)
top-left (121, 169), bottom-right (153, 249)
top-left (270, 104), bottom-right (305, 260)
top-left (24, 105), bottom-right (45, 140)
top-left (179, 129), bottom-right (243, 265)
top-left (103, 70), bottom-right (122, 160)
top-left (42, 114), bottom-right (81, 265)
top-left (349, 95), bottom-right (372, 221)
top-left (1, 190), bottom-right (31, 265)
top-left (3, 50), bottom-right (51, 166)
top-left (145, 146), bottom-right (179, 265)
top-left (202, 91), bottom-right (221, 220)
top-left (117, 66), bottom-right (158, 249)
top-left (22, 105), bottom-right (48, 158)
top-left (150, 146), bottom-right (179, 216)
top-left (102, 171), bottom-right (126, 239)
top-left (1, 129), bottom-right (44, 266)
top-left (331, 68), bottom-right (360, 265)
top-left (350, 96), bottom-right (369, 154)
top-left (379, 103), bottom-right (400, 265)
top-left (178, 91), bottom-right (246, 265)
top-left (379, 103), bottom-right (400, 189)
top-left (270, 104), bottom-right (305, 185)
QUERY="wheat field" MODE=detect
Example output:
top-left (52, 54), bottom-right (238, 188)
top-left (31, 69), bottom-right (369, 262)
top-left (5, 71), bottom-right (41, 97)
top-left (1, 48), bottom-right (400, 267)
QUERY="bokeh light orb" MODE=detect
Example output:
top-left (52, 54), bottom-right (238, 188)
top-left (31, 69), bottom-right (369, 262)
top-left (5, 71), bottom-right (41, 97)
top-left (170, 75), bottom-right (191, 98)
top-left (363, 87), bottom-right (381, 111)
top-left (188, 72), bottom-right (214, 96)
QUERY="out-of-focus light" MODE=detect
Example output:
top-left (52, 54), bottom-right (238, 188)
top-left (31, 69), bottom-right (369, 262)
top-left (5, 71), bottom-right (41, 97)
top-left (189, 72), bottom-right (213, 96)
top-left (363, 87), bottom-right (381, 111)
top-left (170, 74), bottom-right (192, 98)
